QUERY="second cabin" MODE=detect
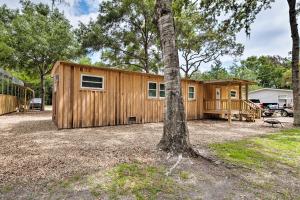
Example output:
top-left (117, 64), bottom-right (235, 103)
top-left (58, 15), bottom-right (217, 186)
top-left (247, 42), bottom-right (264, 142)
top-left (51, 61), bottom-right (261, 129)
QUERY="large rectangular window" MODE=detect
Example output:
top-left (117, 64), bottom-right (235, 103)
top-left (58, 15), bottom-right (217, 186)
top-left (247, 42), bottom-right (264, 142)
top-left (148, 82), bottom-right (157, 98)
top-left (81, 74), bottom-right (104, 90)
top-left (188, 86), bottom-right (195, 100)
top-left (159, 83), bottom-right (165, 98)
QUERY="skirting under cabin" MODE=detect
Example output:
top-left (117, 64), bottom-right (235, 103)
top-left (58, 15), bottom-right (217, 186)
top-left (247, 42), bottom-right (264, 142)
top-left (51, 61), bottom-right (261, 129)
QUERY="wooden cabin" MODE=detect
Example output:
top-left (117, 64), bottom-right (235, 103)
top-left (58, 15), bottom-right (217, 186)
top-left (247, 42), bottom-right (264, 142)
top-left (51, 61), bottom-right (261, 129)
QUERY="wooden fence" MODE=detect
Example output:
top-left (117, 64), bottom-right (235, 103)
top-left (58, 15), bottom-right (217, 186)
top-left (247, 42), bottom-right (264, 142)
top-left (0, 94), bottom-right (18, 115)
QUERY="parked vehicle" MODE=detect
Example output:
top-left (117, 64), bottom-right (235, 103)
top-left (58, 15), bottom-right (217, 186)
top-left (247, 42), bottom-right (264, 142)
top-left (249, 99), bottom-right (262, 108)
top-left (29, 98), bottom-right (42, 110)
top-left (281, 108), bottom-right (293, 117)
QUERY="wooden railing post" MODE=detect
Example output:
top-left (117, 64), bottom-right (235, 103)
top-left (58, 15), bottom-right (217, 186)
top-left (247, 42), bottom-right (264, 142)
top-left (228, 85), bottom-right (232, 124)
top-left (239, 83), bottom-right (242, 121)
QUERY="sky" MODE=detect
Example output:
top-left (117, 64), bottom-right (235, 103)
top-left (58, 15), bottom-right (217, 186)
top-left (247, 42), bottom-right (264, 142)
top-left (0, 0), bottom-right (292, 71)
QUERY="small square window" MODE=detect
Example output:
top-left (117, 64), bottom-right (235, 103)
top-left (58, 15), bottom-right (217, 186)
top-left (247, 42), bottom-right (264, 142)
top-left (159, 83), bottom-right (165, 98)
top-left (230, 90), bottom-right (237, 98)
top-left (148, 82), bottom-right (157, 98)
top-left (188, 86), bottom-right (195, 100)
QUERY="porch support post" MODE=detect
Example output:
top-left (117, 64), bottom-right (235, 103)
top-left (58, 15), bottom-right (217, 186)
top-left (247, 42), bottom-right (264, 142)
top-left (228, 84), bottom-right (232, 124)
top-left (239, 83), bottom-right (242, 121)
top-left (246, 84), bottom-right (249, 100)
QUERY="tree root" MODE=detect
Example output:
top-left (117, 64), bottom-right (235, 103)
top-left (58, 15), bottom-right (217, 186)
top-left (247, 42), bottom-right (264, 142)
top-left (165, 153), bottom-right (182, 176)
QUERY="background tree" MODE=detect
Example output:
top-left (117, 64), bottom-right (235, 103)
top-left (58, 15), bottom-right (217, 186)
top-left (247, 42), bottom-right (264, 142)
top-left (77, 0), bottom-right (162, 73)
top-left (2, 1), bottom-right (79, 110)
top-left (175, 1), bottom-right (244, 78)
top-left (287, 0), bottom-right (300, 125)
top-left (199, 61), bottom-right (232, 81)
top-left (231, 56), bottom-right (290, 88)
top-left (0, 5), bottom-right (16, 66)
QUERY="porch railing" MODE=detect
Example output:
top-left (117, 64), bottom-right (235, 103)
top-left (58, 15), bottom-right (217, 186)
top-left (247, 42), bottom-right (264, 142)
top-left (204, 99), bottom-right (261, 119)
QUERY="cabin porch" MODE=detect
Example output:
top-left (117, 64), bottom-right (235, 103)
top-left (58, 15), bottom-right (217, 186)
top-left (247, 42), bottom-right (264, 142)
top-left (203, 80), bottom-right (261, 123)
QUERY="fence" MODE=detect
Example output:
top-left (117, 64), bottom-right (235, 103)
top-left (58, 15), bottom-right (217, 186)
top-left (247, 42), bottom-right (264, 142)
top-left (0, 68), bottom-right (34, 115)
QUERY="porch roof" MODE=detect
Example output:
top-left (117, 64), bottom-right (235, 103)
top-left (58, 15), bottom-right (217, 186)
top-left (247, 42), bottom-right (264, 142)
top-left (203, 79), bottom-right (256, 85)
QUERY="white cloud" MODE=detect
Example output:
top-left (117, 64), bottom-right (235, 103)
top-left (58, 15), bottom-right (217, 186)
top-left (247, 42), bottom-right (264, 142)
top-left (0, 0), bottom-right (101, 28)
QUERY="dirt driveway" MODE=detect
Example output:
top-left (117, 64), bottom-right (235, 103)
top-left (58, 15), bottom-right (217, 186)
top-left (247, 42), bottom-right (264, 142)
top-left (0, 111), bottom-right (295, 199)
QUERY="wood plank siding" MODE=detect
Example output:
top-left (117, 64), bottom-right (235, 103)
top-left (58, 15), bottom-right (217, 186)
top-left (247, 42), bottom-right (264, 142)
top-left (0, 94), bottom-right (18, 115)
top-left (52, 62), bottom-right (204, 129)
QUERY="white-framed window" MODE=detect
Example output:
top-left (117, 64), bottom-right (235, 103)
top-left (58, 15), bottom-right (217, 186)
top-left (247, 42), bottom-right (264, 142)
top-left (188, 86), bottom-right (195, 100)
top-left (148, 82), bottom-right (157, 98)
top-left (81, 74), bottom-right (104, 90)
top-left (159, 83), bottom-right (165, 98)
top-left (230, 90), bottom-right (237, 98)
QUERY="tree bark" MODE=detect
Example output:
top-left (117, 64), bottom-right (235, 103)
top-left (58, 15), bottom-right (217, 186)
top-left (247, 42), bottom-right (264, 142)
top-left (40, 74), bottom-right (45, 111)
top-left (155, 0), bottom-right (196, 156)
top-left (287, 0), bottom-right (300, 126)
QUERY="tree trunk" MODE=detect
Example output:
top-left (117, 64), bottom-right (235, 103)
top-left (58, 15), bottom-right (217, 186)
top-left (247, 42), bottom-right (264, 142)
top-left (155, 0), bottom-right (196, 156)
top-left (287, 0), bottom-right (300, 126)
top-left (144, 41), bottom-right (150, 73)
top-left (40, 74), bottom-right (45, 111)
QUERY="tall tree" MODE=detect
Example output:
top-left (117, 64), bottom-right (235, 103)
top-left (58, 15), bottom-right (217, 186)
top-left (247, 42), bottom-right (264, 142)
top-left (77, 0), bottom-right (162, 73)
top-left (175, 1), bottom-right (243, 78)
top-left (155, 0), bottom-right (197, 155)
top-left (0, 5), bottom-right (16, 66)
top-left (287, 0), bottom-right (300, 125)
top-left (2, 1), bottom-right (78, 110)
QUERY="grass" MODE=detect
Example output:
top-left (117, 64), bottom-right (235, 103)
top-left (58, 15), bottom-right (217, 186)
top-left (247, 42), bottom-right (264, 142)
top-left (210, 129), bottom-right (300, 171)
top-left (89, 163), bottom-right (178, 200)
top-left (0, 185), bottom-right (13, 194)
top-left (179, 171), bottom-right (190, 180)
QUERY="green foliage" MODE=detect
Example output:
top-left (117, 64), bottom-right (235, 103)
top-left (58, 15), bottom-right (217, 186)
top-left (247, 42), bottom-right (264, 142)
top-left (1, 1), bottom-right (79, 107)
top-left (0, 5), bottom-right (16, 66)
top-left (211, 129), bottom-right (300, 170)
top-left (78, 56), bottom-right (92, 65)
top-left (175, 1), bottom-right (244, 78)
top-left (192, 61), bottom-right (232, 81)
top-left (200, 0), bottom-right (275, 36)
top-left (231, 56), bottom-right (291, 89)
top-left (77, 0), bottom-right (161, 73)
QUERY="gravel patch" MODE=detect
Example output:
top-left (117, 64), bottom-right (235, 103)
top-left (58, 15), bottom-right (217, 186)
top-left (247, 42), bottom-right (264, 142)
top-left (0, 111), bottom-right (294, 199)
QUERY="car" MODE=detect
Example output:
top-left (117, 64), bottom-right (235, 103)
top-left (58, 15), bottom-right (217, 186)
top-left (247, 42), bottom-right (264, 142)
top-left (281, 108), bottom-right (293, 117)
top-left (29, 98), bottom-right (42, 110)
top-left (249, 99), bottom-right (262, 108)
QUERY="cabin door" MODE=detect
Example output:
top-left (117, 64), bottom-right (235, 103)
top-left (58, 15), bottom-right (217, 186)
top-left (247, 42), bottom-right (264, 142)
top-left (216, 88), bottom-right (221, 110)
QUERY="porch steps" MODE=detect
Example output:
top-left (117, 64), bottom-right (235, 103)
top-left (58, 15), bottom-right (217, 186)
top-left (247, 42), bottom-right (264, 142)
top-left (239, 100), bottom-right (262, 122)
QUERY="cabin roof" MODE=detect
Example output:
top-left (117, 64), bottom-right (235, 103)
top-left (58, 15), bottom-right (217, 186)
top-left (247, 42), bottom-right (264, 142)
top-left (51, 61), bottom-right (254, 85)
top-left (203, 79), bottom-right (256, 85)
top-left (51, 61), bottom-right (203, 83)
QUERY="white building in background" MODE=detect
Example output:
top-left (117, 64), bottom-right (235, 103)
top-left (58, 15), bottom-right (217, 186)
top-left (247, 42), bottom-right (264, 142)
top-left (249, 88), bottom-right (293, 107)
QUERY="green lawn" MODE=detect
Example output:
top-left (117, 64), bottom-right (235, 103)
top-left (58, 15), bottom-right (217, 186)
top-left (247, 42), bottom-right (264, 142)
top-left (210, 129), bottom-right (300, 171)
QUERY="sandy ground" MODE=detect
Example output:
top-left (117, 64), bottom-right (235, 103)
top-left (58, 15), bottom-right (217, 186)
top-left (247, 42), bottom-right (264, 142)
top-left (0, 111), bottom-right (296, 199)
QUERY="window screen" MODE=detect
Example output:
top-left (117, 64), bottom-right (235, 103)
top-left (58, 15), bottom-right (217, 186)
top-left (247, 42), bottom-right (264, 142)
top-left (148, 82), bottom-right (157, 97)
top-left (81, 75), bottom-right (103, 89)
top-left (188, 86), bottom-right (195, 99)
top-left (159, 83), bottom-right (165, 98)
